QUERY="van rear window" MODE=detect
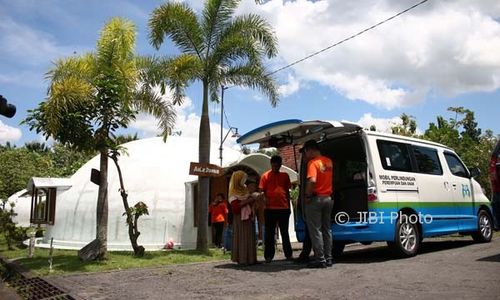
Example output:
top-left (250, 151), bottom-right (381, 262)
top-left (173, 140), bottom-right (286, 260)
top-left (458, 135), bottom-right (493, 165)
top-left (377, 140), bottom-right (412, 172)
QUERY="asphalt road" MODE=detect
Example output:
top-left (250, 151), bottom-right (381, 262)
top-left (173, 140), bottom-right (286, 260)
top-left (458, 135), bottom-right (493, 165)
top-left (51, 236), bottom-right (500, 300)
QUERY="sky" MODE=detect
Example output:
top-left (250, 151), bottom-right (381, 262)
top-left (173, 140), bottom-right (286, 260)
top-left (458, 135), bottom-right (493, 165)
top-left (1, 0), bottom-right (499, 150)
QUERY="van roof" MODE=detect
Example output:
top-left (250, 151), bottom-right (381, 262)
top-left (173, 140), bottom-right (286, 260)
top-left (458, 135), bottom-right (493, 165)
top-left (363, 130), bottom-right (453, 151)
top-left (237, 119), bottom-right (454, 152)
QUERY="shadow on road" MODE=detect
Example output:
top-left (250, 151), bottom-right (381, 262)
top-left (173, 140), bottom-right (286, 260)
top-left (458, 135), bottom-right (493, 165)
top-left (476, 253), bottom-right (500, 263)
top-left (338, 240), bottom-right (475, 264)
top-left (215, 239), bottom-right (479, 272)
top-left (214, 260), bottom-right (309, 273)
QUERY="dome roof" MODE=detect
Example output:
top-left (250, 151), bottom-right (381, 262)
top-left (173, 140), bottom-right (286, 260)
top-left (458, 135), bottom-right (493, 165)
top-left (42, 136), bottom-right (243, 250)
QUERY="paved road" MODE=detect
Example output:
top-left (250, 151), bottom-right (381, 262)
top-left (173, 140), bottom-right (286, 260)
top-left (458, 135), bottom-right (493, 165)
top-left (51, 236), bottom-right (500, 300)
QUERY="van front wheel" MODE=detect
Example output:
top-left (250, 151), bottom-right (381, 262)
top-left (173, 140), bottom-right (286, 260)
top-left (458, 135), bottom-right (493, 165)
top-left (388, 214), bottom-right (420, 257)
top-left (472, 210), bottom-right (493, 243)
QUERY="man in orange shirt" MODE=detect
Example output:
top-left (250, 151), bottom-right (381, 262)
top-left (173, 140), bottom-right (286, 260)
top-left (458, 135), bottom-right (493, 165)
top-left (259, 155), bottom-right (292, 263)
top-left (301, 139), bottom-right (334, 268)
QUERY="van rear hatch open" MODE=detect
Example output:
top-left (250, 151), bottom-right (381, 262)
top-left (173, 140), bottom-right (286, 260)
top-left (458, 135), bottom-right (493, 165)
top-left (238, 119), bottom-right (368, 241)
top-left (237, 119), bottom-right (362, 147)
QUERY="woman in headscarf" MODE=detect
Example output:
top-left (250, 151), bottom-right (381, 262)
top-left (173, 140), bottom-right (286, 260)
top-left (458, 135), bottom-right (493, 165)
top-left (228, 170), bottom-right (257, 265)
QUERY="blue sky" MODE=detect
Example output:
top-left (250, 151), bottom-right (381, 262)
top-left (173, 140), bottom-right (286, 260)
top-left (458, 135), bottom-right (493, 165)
top-left (1, 0), bottom-right (499, 148)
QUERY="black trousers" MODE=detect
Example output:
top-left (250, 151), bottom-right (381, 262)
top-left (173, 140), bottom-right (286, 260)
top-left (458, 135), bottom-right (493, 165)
top-left (213, 222), bottom-right (224, 247)
top-left (264, 209), bottom-right (293, 260)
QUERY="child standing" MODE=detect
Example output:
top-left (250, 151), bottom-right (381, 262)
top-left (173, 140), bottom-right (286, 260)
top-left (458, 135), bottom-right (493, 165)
top-left (209, 193), bottom-right (228, 248)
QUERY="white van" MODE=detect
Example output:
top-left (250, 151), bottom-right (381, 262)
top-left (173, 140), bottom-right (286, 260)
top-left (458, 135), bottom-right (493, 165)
top-left (238, 119), bottom-right (494, 257)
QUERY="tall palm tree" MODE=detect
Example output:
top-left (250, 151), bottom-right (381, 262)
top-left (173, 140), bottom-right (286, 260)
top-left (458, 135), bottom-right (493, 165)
top-left (25, 17), bottom-right (176, 260)
top-left (149, 0), bottom-right (279, 252)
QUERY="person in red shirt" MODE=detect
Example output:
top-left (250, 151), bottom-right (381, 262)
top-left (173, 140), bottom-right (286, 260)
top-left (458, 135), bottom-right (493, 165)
top-left (301, 139), bottom-right (334, 268)
top-left (259, 155), bottom-right (292, 263)
top-left (209, 193), bottom-right (228, 248)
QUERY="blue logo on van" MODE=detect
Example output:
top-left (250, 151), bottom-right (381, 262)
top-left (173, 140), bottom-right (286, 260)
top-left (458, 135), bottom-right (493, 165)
top-left (462, 184), bottom-right (471, 198)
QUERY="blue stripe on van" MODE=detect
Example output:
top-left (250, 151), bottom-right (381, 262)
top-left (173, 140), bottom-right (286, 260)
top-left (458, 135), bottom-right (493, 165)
top-left (295, 202), bottom-right (490, 242)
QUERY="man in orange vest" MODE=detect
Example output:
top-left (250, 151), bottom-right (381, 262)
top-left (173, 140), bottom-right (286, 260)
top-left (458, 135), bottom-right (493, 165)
top-left (301, 140), bottom-right (334, 268)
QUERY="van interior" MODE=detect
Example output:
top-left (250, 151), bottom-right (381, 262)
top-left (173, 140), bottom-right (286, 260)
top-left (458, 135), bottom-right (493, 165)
top-left (318, 134), bottom-right (368, 221)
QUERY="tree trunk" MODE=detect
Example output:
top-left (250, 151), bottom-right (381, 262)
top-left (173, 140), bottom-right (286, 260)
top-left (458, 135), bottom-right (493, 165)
top-left (110, 153), bottom-right (145, 257)
top-left (196, 80), bottom-right (211, 253)
top-left (78, 149), bottom-right (108, 261)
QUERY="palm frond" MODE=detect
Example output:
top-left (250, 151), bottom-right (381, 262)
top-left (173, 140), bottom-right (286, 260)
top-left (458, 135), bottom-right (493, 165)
top-left (202, 0), bottom-right (239, 57)
top-left (161, 54), bottom-right (202, 105)
top-left (209, 34), bottom-right (260, 71)
top-left (223, 14), bottom-right (278, 58)
top-left (149, 2), bottom-right (204, 59)
top-left (209, 80), bottom-right (221, 103)
top-left (133, 88), bottom-right (177, 141)
top-left (97, 17), bottom-right (137, 68)
top-left (46, 55), bottom-right (94, 86)
top-left (225, 64), bottom-right (278, 107)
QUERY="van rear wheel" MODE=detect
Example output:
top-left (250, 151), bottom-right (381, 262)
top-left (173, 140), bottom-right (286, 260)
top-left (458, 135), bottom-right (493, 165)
top-left (472, 210), bottom-right (493, 243)
top-left (388, 214), bottom-right (420, 257)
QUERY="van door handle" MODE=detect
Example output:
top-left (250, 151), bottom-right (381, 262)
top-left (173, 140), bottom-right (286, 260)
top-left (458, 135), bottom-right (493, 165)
top-left (451, 183), bottom-right (457, 190)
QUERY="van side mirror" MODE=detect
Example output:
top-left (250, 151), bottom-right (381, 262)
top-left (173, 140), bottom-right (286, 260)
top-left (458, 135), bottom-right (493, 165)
top-left (469, 167), bottom-right (480, 178)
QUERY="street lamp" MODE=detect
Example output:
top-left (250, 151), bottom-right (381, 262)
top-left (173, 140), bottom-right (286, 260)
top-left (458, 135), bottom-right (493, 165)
top-left (219, 127), bottom-right (240, 166)
top-left (219, 85), bottom-right (240, 166)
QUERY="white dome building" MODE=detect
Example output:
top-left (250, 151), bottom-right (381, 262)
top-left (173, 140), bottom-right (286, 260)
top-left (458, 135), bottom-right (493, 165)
top-left (18, 136), bottom-right (298, 251)
top-left (8, 189), bottom-right (32, 227)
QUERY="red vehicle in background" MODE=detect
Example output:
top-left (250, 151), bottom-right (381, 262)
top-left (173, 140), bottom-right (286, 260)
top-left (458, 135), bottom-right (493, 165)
top-left (490, 140), bottom-right (500, 230)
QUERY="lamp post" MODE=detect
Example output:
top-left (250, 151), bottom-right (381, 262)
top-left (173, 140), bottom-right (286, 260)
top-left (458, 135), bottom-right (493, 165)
top-left (219, 85), bottom-right (240, 166)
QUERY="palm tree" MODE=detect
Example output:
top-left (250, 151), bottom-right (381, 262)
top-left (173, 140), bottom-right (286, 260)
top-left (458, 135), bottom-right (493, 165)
top-left (25, 17), bottom-right (176, 260)
top-left (149, 0), bottom-right (279, 252)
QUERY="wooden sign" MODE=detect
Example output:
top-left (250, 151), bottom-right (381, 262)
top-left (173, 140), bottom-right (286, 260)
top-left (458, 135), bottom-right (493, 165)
top-left (189, 162), bottom-right (224, 177)
top-left (90, 168), bottom-right (100, 185)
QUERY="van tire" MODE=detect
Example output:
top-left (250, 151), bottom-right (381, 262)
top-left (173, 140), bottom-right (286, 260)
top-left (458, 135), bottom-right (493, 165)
top-left (332, 241), bottom-right (346, 258)
top-left (472, 210), bottom-right (493, 243)
top-left (388, 214), bottom-right (420, 257)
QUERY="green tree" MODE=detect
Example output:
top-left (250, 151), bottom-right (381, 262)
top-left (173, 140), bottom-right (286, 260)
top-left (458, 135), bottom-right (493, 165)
top-left (0, 149), bottom-right (53, 201)
top-left (49, 143), bottom-right (96, 177)
top-left (24, 18), bottom-right (175, 260)
top-left (0, 148), bottom-right (53, 248)
top-left (0, 142), bottom-right (16, 152)
top-left (24, 141), bottom-right (50, 153)
top-left (148, 0), bottom-right (279, 252)
top-left (114, 133), bottom-right (139, 146)
top-left (424, 109), bottom-right (497, 197)
top-left (392, 113), bottom-right (417, 137)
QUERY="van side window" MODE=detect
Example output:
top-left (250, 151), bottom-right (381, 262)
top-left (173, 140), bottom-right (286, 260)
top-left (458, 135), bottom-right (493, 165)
top-left (444, 152), bottom-right (469, 178)
top-left (377, 140), bottom-right (412, 172)
top-left (412, 146), bottom-right (443, 175)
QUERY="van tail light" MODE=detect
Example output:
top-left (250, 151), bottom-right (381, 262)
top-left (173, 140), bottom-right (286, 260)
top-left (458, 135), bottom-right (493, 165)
top-left (490, 154), bottom-right (500, 193)
top-left (367, 186), bottom-right (378, 202)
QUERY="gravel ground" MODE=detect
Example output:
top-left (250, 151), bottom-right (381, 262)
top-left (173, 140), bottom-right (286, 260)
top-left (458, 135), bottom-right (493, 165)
top-left (49, 236), bottom-right (500, 300)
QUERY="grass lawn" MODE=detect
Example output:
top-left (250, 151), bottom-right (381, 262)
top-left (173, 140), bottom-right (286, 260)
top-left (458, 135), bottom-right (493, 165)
top-left (0, 236), bottom-right (232, 276)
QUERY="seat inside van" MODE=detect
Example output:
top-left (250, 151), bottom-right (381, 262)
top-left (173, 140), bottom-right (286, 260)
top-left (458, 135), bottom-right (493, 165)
top-left (319, 135), bottom-right (368, 221)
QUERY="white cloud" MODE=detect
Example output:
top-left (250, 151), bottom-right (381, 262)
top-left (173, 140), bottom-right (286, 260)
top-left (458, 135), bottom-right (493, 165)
top-left (355, 113), bottom-right (402, 133)
top-left (130, 89), bottom-right (238, 148)
top-left (278, 74), bottom-right (301, 97)
top-left (354, 113), bottom-right (424, 135)
top-left (237, 0), bottom-right (500, 109)
top-left (0, 120), bottom-right (22, 143)
top-left (0, 71), bottom-right (46, 88)
top-left (0, 17), bottom-right (78, 67)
